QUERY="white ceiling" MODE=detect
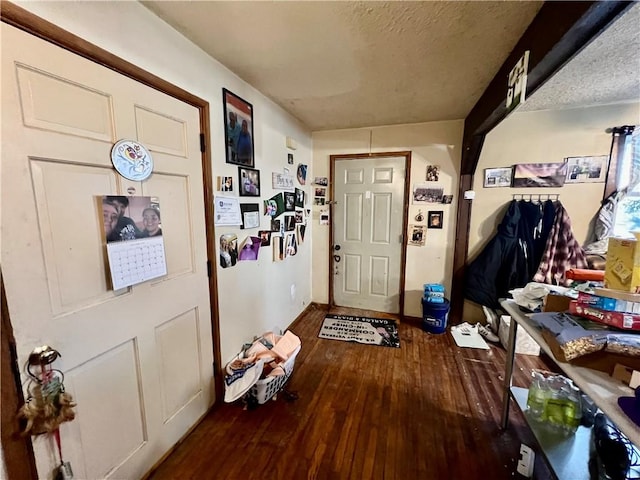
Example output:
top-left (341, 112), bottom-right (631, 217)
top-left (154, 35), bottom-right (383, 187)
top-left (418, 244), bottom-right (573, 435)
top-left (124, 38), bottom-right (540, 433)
top-left (142, 1), bottom-right (639, 132)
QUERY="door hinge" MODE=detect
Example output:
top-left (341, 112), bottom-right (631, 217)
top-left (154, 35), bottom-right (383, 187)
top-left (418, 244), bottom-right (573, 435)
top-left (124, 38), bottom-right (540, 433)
top-left (200, 133), bottom-right (206, 153)
top-left (207, 259), bottom-right (212, 277)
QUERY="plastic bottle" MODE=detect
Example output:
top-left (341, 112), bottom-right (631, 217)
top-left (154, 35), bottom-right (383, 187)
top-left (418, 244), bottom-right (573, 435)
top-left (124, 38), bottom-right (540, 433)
top-left (526, 371), bottom-right (547, 420)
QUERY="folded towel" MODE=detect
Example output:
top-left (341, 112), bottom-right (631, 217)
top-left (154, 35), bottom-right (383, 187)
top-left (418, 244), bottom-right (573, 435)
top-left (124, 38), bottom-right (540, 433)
top-left (224, 359), bottom-right (264, 403)
top-left (272, 331), bottom-right (301, 361)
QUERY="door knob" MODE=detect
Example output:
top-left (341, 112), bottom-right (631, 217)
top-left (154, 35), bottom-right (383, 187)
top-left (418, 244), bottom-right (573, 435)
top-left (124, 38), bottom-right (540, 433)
top-left (334, 245), bottom-right (341, 251)
top-left (333, 255), bottom-right (341, 263)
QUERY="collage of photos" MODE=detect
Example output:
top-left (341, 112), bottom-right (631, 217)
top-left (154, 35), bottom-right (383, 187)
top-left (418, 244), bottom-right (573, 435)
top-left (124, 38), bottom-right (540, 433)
top-left (314, 187), bottom-right (326, 205)
top-left (217, 87), bottom-right (314, 270)
top-left (314, 177), bottom-right (328, 205)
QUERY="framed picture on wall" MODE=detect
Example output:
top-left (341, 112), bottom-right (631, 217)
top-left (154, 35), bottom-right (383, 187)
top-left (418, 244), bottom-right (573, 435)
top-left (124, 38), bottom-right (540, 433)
top-left (483, 167), bottom-right (513, 188)
top-left (238, 167), bottom-right (261, 197)
top-left (564, 155), bottom-right (609, 183)
top-left (427, 211), bottom-right (443, 229)
top-left (512, 162), bottom-right (567, 188)
top-left (223, 88), bottom-right (254, 167)
top-left (412, 185), bottom-right (443, 203)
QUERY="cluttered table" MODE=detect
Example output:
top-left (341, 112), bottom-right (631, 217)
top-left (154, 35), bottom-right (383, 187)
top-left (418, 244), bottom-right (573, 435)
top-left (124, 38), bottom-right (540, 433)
top-left (501, 298), bottom-right (639, 446)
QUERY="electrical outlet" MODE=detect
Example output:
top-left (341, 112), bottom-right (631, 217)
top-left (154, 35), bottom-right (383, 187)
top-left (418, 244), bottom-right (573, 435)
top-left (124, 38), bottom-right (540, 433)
top-left (517, 443), bottom-right (534, 477)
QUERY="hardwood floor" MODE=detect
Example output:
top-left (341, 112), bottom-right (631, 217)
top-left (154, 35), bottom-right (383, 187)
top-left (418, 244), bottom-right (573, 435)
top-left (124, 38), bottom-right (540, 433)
top-left (148, 304), bottom-right (556, 479)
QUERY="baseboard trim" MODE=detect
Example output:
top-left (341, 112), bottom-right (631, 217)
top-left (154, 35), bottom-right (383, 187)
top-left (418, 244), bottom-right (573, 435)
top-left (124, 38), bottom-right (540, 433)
top-left (141, 404), bottom-right (217, 480)
top-left (289, 302), bottom-right (325, 330)
top-left (403, 315), bottom-right (422, 327)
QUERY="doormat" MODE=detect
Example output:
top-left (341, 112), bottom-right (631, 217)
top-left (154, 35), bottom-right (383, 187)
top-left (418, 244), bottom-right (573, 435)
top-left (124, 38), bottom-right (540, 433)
top-left (318, 314), bottom-right (400, 348)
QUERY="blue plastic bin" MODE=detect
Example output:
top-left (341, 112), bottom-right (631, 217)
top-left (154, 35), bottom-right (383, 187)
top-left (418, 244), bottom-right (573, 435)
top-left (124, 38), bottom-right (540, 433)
top-left (422, 298), bottom-right (450, 334)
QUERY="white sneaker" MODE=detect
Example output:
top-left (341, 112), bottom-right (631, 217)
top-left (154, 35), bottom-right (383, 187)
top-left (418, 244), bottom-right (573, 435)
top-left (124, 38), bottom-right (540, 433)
top-left (452, 322), bottom-right (474, 335)
top-left (482, 306), bottom-right (499, 333)
top-left (477, 323), bottom-right (499, 343)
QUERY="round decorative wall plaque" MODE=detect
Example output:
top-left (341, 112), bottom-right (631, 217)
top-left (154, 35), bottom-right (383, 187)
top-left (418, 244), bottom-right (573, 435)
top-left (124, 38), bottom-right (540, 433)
top-left (110, 139), bottom-right (153, 181)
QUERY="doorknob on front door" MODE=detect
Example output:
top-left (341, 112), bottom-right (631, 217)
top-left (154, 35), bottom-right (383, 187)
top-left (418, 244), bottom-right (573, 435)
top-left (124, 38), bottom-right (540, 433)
top-left (334, 245), bottom-right (341, 251)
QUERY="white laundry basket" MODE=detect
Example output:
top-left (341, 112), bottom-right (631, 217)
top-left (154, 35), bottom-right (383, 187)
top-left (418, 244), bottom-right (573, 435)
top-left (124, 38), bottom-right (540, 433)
top-left (249, 344), bottom-right (301, 404)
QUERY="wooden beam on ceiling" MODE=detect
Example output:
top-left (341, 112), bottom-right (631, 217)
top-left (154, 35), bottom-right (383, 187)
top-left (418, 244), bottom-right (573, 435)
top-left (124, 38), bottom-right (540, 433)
top-left (450, 1), bottom-right (634, 324)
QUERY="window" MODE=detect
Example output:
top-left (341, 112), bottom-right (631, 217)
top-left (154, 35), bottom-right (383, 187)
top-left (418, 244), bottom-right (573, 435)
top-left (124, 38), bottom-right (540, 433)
top-left (612, 129), bottom-right (640, 238)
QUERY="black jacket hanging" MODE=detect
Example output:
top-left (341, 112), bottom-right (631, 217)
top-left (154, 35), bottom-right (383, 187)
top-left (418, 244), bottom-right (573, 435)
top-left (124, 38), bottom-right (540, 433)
top-left (464, 199), bottom-right (556, 309)
top-left (464, 201), bottom-right (521, 309)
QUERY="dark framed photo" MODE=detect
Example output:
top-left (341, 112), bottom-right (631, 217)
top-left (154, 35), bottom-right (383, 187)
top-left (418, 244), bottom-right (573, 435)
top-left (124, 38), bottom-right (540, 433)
top-left (428, 211), bottom-right (443, 229)
top-left (239, 167), bottom-right (261, 197)
top-left (223, 88), bottom-right (254, 167)
top-left (284, 191), bottom-right (295, 211)
top-left (258, 230), bottom-right (272, 246)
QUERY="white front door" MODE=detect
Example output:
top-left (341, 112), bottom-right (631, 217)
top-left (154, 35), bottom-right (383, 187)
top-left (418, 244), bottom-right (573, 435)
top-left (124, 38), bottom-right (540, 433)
top-left (332, 156), bottom-right (406, 313)
top-left (1, 24), bottom-right (213, 479)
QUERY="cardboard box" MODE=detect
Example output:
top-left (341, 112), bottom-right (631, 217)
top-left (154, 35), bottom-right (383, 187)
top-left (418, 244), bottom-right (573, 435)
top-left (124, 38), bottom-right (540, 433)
top-left (543, 293), bottom-right (571, 312)
top-left (594, 287), bottom-right (640, 303)
top-left (569, 301), bottom-right (640, 331)
top-left (498, 315), bottom-right (540, 356)
top-left (612, 364), bottom-right (640, 389)
top-left (605, 236), bottom-right (640, 293)
top-left (576, 291), bottom-right (640, 314)
top-left (541, 329), bottom-right (640, 375)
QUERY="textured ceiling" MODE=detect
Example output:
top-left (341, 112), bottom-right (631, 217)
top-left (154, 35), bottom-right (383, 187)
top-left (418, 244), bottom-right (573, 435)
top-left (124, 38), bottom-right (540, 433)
top-left (142, 1), bottom-right (543, 131)
top-left (521, 2), bottom-right (640, 112)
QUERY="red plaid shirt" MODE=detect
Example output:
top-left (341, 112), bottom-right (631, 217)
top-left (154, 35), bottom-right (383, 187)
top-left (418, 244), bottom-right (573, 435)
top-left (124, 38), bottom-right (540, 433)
top-left (533, 203), bottom-right (587, 286)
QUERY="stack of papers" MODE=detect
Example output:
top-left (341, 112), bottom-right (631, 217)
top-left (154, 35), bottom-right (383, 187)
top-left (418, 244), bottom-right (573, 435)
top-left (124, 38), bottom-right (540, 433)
top-left (450, 323), bottom-right (489, 350)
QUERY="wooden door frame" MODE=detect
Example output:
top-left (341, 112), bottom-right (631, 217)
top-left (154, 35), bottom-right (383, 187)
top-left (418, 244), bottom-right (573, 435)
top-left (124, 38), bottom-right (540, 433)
top-left (0, 3), bottom-right (222, 477)
top-left (1, 269), bottom-right (38, 480)
top-left (328, 152), bottom-right (412, 318)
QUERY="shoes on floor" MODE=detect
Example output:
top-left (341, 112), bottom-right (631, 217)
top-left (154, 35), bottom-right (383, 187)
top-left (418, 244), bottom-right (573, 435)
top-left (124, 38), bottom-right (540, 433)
top-left (481, 306), bottom-right (499, 333)
top-left (477, 323), bottom-right (500, 343)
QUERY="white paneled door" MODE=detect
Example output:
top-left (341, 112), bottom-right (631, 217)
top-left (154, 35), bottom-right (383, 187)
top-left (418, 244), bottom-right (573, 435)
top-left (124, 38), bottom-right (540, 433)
top-left (1, 24), bottom-right (213, 479)
top-left (333, 156), bottom-right (406, 313)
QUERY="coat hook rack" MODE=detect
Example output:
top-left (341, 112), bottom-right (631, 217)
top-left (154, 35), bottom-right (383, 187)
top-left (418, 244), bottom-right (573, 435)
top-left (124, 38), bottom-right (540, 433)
top-left (512, 194), bottom-right (559, 202)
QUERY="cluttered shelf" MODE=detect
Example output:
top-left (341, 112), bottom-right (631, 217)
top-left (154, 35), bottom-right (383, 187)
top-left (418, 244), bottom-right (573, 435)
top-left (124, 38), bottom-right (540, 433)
top-left (501, 299), bottom-right (640, 448)
top-left (511, 386), bottom-right (593, 480)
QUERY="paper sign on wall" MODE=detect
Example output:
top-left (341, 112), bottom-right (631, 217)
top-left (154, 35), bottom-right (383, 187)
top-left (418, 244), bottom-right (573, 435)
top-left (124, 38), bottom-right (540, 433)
top-left (214, 196), bottom-right (242, 225)
top-left (506, 50), bottom-right (529, 110)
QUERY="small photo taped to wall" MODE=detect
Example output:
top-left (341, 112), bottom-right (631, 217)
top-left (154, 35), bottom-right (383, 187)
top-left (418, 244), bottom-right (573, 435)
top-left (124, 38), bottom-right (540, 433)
top-left (217, 176), bottom-right (233, 192)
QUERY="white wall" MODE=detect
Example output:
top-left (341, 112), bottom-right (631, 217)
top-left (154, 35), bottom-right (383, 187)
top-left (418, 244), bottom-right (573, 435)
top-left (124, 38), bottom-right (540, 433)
top-left (15, 1), bottom-right (313, 364)
top-left (0, 448), bottom-right (6, 480)
top-left (312, 120), bottom-right (464, 318)
top-left (464, 102), bottom-right (640, 322)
